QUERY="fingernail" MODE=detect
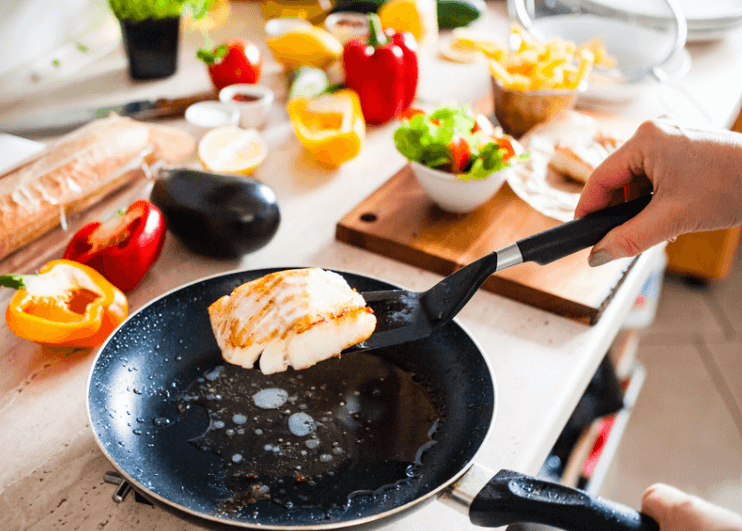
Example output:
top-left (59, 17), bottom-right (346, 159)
top-left (588, 250), bottom-right (614, 267)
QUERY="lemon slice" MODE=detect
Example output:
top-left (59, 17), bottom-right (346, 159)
top-left (438, 37), bottom-right (484, 64)
top-left (198, 126), bottom-right (268, 175)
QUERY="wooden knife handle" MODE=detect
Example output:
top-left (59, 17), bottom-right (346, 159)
top-left (153, 92), bottom-right (217, 117)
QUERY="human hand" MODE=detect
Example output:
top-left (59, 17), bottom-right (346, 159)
top-left (574, 117), bottom-right (742, 266)
top-left (642, 484), bottom-right (742, 531)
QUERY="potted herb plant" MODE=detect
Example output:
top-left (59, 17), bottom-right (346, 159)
top-left (109, 0), bottom-right (210, 80)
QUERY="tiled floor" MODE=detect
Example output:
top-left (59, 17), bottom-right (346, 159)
top-left (598, 250), bottom-right (742, 515)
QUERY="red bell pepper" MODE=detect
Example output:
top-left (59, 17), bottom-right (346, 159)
top-left (63, 200), bottom-right (166, 292)
top-left (343, 14), bottom-right (418, 125)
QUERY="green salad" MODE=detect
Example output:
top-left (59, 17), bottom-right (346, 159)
top-left (393, 105), bottom-right (526, 181)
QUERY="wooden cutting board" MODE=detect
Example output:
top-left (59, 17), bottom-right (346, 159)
top-left (336, 109), bottom-right (644, 324)
top-left (336, 164), bottom-right (635, 324)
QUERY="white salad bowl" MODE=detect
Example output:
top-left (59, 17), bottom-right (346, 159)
top-left (410, 161), bottom-right (514, 214)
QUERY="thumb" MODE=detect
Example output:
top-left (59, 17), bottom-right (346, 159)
top-left (642, 483), bottom-right (742, 531)
top-left (587, 198), bottom-right (680, 267)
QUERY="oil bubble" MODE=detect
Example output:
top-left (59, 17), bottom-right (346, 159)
top-left (288, 412), bottom-right (315, 437)
top-left (153, 417), bottom-right (171, 427)
top-left (205, 366), bottom-right (225, 381)
top-left (253, 388), bottom-right (289, 409)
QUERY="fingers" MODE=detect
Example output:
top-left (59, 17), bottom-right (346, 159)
top-left (587, 196), bottom-right (679, 266)
top-left (575, 119), bottom-right (664, 219)
top-left (574, 144), bottom-right (638, 219)
top-left (642, 484), bottom-right (742, 531)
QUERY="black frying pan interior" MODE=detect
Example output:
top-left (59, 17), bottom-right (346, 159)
top-left (88, 269), bottom-right (495, 529)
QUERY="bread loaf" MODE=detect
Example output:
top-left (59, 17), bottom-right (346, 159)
top-left (0, 115), bottom-right (194, 261)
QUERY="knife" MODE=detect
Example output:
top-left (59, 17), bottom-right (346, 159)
top-left (0, 92), bottom-right (216, 137)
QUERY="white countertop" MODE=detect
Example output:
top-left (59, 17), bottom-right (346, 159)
top-left (0, 2), bottom-right (740, 530)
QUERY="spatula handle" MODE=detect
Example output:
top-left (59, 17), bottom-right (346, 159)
top-left (517, 195), bottom-right (652, 266)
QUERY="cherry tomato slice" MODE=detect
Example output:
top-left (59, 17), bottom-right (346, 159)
top-left (398, 107), bottom-right (426, 121)
top-left (449, 134), bottom-right (471, 173)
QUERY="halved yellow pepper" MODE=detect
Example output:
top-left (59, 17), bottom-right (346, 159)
top-left (287, 89), bottom-right (366, 167)
top-left (2, 259), bottom-right (128, 348)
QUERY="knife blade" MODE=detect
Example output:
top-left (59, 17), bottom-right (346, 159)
top-left (0, 92), bottom-right (215, 137)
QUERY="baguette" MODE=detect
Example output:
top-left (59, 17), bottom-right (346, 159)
top-left (0, 115), bottom-right (194, 262)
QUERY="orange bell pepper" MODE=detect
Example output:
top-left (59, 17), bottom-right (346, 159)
top-left (1, 259), bottom-right (128, 348)
top-left (287, 89), bottom-right (365, 167)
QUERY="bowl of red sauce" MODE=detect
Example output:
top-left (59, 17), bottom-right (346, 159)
top-left (219, 84), bottom-right (274, 129)
top-left (325, 12), bottom-right (370, 44)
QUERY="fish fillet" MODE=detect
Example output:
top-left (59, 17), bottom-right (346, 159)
top-left (208, 268), bottom-right (377, 374)
top-left (548, 132), bottom-right (621, 184)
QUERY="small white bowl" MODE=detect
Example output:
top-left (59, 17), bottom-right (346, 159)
top-left (265, 17), bottom-right (312, 38)
top-left (218, 84), bottom-right (274, 129)
top-left (184, 101), bottom-right (240, 131)
top-left (324, 12), bottom-right (370, 44)
top-left (410, 161), bottom-right (513, 214)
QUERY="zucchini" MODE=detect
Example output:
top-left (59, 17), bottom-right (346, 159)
top-left (437, 0), bottom-right (484, 29)
top-left (330, 0), bottom-right (388, 14)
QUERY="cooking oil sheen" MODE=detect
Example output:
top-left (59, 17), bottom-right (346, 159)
top-left (173, 352), bottom-right (439, 513)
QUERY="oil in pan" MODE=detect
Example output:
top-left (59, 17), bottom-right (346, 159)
top-left (172, 351), bottom-right (440, 515)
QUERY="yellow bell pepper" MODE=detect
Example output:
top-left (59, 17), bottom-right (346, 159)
top-left (1, 259), bottom-right (128, 348)
top-left (266, 26), bottom-right (343, 71)
top-left (287, 89), bottom-right (366, 167)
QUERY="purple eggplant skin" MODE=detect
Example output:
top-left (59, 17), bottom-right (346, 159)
top-left (151, 168), bottom-right (280, 259)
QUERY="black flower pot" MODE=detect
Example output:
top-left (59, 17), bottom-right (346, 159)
top-left (120, 17), bottom-right (180, 80)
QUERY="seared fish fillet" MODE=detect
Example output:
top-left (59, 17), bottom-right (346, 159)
top-left (548, 132), bottom-right (621, 184)
top-left (208, 268), bottom-right (377, 374)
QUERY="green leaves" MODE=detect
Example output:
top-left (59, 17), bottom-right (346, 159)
top-left (0, 274), bottom-right (27, 290)
top-left (196, 44), bottom-right (228, 65)
top-left (109, 0), bottom-right (211, 21)
top-left (460, 142), bottom-right (504, 181)
top-left (394, 105), bottom-right (475, 169)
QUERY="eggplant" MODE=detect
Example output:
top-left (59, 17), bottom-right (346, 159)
top-left (151, 168), bottom-right (280, 259)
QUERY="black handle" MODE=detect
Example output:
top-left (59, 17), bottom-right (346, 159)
top-left (517, 196), bottom-right (652, 265)
top-left (470, 470), bottom-right (659, 531)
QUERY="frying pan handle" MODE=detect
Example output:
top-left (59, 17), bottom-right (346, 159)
top-left (516, 196), bottom-right (652, 266)
top-left (469, 470), bottom-right (659, 531)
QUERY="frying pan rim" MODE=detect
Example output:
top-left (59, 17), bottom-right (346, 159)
top-left (85, 266), bottom-right (499, 530)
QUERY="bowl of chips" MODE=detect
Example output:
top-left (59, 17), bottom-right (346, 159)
top-left (488, 24), bottom-right (595, 137)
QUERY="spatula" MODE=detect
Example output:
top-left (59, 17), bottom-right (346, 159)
top-left (349, 195), bottom-right (651, 352)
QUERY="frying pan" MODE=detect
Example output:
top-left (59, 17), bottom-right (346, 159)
top-left (87, 268), bottom-right (657, 530)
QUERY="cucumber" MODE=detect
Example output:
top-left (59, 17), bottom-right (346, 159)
top-left (288, 66), bottom-right (330, 100)
top-left (437, 0), bottom-right (484, 29)
top-left (330, 0), bottom-right (388, 14)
